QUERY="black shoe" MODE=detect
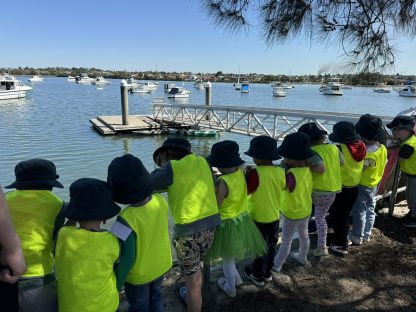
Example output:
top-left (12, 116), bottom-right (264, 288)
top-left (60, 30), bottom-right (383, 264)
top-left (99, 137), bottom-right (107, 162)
top-left (244, 267), bottom-right (264, 286)
top-left (402, 217), bottom-right (416, 228)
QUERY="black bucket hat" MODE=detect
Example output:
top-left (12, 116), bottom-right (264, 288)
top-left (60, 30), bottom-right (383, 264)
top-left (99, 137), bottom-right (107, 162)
top-left (206, 140), bottom-right (245, 168)
top-left (107, 154), bottom-right (153, 205)
top-left (277, 132), bottom-right (315, 160)
top-left (329, 121), bottom-right (361, 144)
top-left (153, 138), bottom-right (192, 162)
top-left (62, 178), bottom-right (120, 221)
top-left (298, 122), bottom-right (328, 141)
top-left (5, 159), bottom-right (64, 189)
top-left (355, 114), bottom-right (385, 142)
top-left (386, 115), bottom-right (415, 132)
top-left (244, 136), bottom-right (281, 160)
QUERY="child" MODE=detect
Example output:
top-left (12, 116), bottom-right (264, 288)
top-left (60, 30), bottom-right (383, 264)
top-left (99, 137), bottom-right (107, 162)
top-left (107, 154), bottom-right (172, 311)
top-left (387, 115), bottom-right (416, 228)
top-left (5, 159), bottom-right (65, 312)
top-left (243, 136), bottom-right (286, 286)
top-left (150, 138), bottom-right (220, 312)
top-left (298, 122), bottom-right (343, 256)
top-left (272, 132), bottom-right (314, 272)
top-left (349, 114), bottom-right (387, 245)
top-left (55, 178), bottom-right (121, 312)
top-left (204, 140), bottom-right (266, 297)
top-left (328, 122), bottom-right (366, 255)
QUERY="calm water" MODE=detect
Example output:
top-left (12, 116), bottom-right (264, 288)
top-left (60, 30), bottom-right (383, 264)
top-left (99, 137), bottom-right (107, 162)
top-left (1, 77), bottom-right (414, 201)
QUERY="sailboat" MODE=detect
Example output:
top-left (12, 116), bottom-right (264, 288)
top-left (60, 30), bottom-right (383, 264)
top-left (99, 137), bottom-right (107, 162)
top-left (194, 73), bottom-right (204, 90)
top-left (234, 67), bottom-right (241, 90)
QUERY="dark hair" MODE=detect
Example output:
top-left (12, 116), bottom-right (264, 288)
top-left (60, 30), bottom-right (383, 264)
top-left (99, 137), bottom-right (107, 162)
top-left (156, 147), bottom-right (191, 166)
top-left (310, 133), bottom-right (327, 145)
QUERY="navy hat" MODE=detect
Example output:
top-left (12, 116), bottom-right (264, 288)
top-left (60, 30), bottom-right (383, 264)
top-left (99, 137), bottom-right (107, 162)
top-left (386, 115), bottom-right (415, 132)
top-left (62, 178), bottom-right (120, 221)
top-left (153, 138), bottom-right (191, 162)
top-left (329, 121), bottom-right (361, 144)
top-left (107, 154), bottom-right (153, 205)
top-left (5, 159), bottom-right (63, 189)
top-left (355, 114), bottom-right (385, 142)
top-left (298, 122), bottom-right (328, 141)
top-left (245, 136), bottom-right (281, 160)
top-left (277, 132), bottom-right (315, 160)
top-left (207, 140), bottom-right (245, 168)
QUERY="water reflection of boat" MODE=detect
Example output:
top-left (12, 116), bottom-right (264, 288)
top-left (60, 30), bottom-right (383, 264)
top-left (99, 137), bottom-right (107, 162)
top-left (0, 75), bottom-right (33, 100)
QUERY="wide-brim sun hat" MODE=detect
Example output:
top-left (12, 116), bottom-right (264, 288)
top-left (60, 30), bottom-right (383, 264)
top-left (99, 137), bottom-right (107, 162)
top-left (62, 178), bottom-right (120, 221)
top-left (298, 122), bottom-right (328, 141)
top-left (107, 154), bottom-right (153, 205)
top-left (206, 140), bottom-right (245, 168)
top-left (329, 121), bottom-right (361, 144)
top-left (355, 114), bottom-right (385, 142)
top-left (5, 159), bottom-right (64, 189)
top-left (152, 138), bottom-right (192, 162)
top-left (277, 132), bottom-right (315, 160)
top-left (244, 136), bottom-right (281, 160)
top-left (386, 115), bottom-right (415, 132)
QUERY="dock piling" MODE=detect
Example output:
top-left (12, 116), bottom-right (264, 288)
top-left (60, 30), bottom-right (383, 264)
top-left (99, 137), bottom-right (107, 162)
top-left (205, 81), bottom-right (211, 121)
top-left (120, 79), bottom-right (129, 125)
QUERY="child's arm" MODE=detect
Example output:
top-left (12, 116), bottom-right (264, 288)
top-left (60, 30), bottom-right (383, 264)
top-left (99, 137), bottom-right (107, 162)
top-left (216, 179), bottom-right (229, 208)
top-left (150, 162), bottom-right (174, 193)
top-left (112, 218), bottom-right (136, 292)
top-left (399, 144), bottom-right (414, 160)
top-left (306, 152), bottom-right (325, 173)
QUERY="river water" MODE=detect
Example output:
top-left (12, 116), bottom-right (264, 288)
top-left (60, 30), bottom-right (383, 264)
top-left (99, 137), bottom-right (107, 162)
top-left (1, 77), bottom-right (414, 201)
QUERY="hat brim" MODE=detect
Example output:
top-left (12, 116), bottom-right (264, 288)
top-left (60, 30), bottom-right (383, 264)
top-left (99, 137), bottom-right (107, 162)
top-left (328, 132), bottom-right (361, 144)
top-left (206, 155), bottom-right (245, 168)
top-left (152, 145), bottom-right (191, 163)
top-left (62, 201), bottom-right (121, 221)
top-left (5, 179), bottom-right (64, 189)
top-left (244, 150), bottom-right (282, 160)
top-left (113, 182), bottom-right (154, 205)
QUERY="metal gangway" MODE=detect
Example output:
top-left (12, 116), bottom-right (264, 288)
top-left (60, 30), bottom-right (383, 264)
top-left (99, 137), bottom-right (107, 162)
top-left (152, 103), bottom-right (394, 139)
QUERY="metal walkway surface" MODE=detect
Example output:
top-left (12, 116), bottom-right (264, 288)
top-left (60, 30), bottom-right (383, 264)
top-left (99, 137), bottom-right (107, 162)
top-left (152, 103), bottom-right (395, 140)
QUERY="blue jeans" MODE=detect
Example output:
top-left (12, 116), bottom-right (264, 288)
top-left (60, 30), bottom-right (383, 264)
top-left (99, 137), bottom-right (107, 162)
top-left (350, 185), bottom-right (377, 240)
top-left (124, 276), bottom-right (164, 312)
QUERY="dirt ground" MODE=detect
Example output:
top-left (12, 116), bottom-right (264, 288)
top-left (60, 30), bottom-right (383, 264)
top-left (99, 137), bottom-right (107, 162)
top-left (120, 201), bottom-right (416, 312)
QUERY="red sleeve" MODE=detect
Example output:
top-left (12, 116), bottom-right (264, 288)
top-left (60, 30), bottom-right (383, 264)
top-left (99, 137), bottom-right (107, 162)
top-left (285, 172), bottom-right (296, 193)
top-left (246, 169), bottom-right (259, 195)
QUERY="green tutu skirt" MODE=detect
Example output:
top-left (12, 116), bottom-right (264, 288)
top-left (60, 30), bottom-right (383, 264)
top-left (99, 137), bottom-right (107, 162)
top-left (204, 212), bottom-right (267, 264)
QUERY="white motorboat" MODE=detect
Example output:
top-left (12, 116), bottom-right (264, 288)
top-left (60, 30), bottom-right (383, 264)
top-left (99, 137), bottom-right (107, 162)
top-left (75, 74), bottom-right (93, 84)
top-left (321, 78), bottom-right (343, 96)
top-left (0, 75), bottom-right (33, 100)
top-left (272, 86), bottom-right (286, 97)
top-left (92, 76), bottom-right (110, 85)
top-left (283, 84), bottom-right (294, 89)
top-left (28, 75), bottom-right (43, 82)
top-left (398, 85), bottom-right (416, 97)
top-left (67, 76), bottom-right (76, 82)
top-left (129, 81), bottom-right (157, 93)
top-left (164, 83), bottom-right (176, 93)
top-left (241, 81), bottom-right (250, 93)
top-left (373, 85), bottom-right (391, 93)
top-left (167, 87), bottom-right (191, 98)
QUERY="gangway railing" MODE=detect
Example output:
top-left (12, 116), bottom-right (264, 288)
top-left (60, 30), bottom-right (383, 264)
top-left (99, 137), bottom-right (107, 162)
top-left (152, 103), bottom-right (394, 140)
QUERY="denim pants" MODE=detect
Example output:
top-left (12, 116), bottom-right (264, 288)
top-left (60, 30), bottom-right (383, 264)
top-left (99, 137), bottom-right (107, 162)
top-left (125, 276), bottom-right (164, 312)
top-left (350, 185), bottom-right (377, 241)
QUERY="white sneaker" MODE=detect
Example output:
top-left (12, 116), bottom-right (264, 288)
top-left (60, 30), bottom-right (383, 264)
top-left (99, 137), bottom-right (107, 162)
top-left (271, 265), bottom-right (281, 273)
top-left (290, 252), bottom-right (311, 267)
top-left (218, 278), bottom-right (236, 298)
top-left (313, 246), bottom-right (329, 257)
top-left (348, 235), bottom-right (363, 246)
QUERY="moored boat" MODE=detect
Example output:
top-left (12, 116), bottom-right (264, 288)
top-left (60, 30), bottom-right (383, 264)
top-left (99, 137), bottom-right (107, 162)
top-left (28, 75), bottom-right (43, 82)
top-left (321, 78), bottom-right (343, 96)
top-left (398, 85), bottom-right (416, 97)
top-left (272, 86), bottom-right (286, 97)
top-left (0, 75), bottom-right (33, 100)
top-left (241, 81), bottom-right (250, 93)
top-left (167, 87), bottom-right (191, 98)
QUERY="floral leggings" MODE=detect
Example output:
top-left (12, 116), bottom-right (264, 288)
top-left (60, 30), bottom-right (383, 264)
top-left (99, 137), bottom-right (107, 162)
top-left (313, 193), bottom-right (336, 248)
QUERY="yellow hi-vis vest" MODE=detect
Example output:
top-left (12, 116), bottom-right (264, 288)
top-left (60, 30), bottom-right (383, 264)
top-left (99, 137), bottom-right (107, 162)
top-left (55, 226), bottom-right (119, 312)
top-left (119, 194), bottom-right (172, 285)
top-left (400, 135), bottom-right (416, 175)
top-left (360, 144), bottom-right (387, 187)
top-left (6, 190), bottom-right (63, 278)
top-left (339, 144), bottom-right (364, 187)
top-left (281, 167), bottom-right (313, 220)
top-left (218, 168), bottom-right (248, 221)
top-left (168, 154), bottom-right (218, 224)
top-left (311, 144), bottom-right (342, 192)
top-left (248, 166), bottom-right (285, 223)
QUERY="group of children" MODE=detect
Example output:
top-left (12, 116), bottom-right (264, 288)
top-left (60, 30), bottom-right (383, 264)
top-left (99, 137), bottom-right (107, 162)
top-left (3, 113), bottom-right (416, 312)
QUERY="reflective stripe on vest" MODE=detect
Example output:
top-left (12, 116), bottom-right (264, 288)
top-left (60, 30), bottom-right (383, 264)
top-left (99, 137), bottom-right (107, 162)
top-left (281, 167), bottom-right (313, 220)
top-left (339, 144), bottom-right (364, 187)
top-left (360, 144), bottom-right (387, 187)
top-left (119, 194), bottom-right (172, 284)
top-left (218, 169), bottom-right (248, 220)
top-left (55, 227), bottom-right (119, 312)
top-left (6, 190), bottom-right (63, 278)
top-left (248, 166), bottom-right (285, 223)
top-left (400, 135), bottom-right (416, 175)
top-left (168, 154), bottom-right (218, 224)
top-left (311, 144), bottom-right (342, 192)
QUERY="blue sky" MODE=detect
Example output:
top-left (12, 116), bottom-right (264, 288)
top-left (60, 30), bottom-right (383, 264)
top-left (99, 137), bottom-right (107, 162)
top-left (3, 0), bottom-right (415, 75)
